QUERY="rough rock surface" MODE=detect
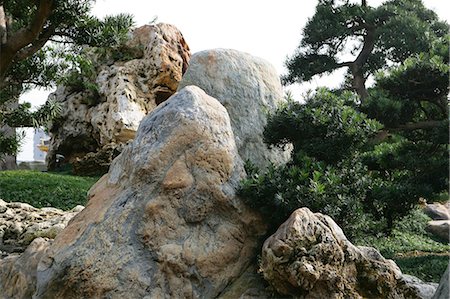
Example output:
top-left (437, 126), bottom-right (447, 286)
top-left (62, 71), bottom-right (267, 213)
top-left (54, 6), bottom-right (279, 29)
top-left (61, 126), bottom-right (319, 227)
top-left (178, 48), bottom-right (290, 169)
top-left (432, 265), bottom-right (449, 299)
top-left (260, 208), bottom-right (434, 299)
top-left (0, 199), bottom-right (83, 255)
top-left (0, 238), bottom-right (52, 299)
top-left (46, 23), bottom-right (190, 171)
top-left (30, 86), bottom-right (266, 298)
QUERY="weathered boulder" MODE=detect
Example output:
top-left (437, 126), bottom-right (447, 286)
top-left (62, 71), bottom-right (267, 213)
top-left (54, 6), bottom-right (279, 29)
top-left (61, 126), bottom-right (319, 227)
top-left (31, 86), bottom-right (266, 298)
top-left (46, 23), bottom-right (190, 171)
top-left (0, 238), bottom-right (52, 299)
top-left (426, 220), bottom-right (450, 242)
top-left (178, 48), bottom-right (290, 169)
top-left (0, 199), bottom-right (83, 255)
top-left (433, 265), bottom-right (449, 299)
top-left (424, 202), bottom-right (450, 221)
top-left (260, 208), bottom-right (433, 299)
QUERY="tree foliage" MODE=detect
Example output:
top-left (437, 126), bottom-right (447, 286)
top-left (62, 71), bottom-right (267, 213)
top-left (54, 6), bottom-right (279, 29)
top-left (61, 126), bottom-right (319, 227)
top-left (240, 90), bottom-right (381, 238)
top-left (283, 0), bottom-right (448, 100)
top-left (241, 0), bottom-right (448, 238)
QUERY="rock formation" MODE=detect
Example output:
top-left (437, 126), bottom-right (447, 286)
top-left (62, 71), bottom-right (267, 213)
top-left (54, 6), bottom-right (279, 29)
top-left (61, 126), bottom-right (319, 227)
top-left (0, 199), bottom-right (82, 256)
top-left (31, 86), bottom-right (266, 298)
top-left (178, 48), bottom-right (290, 169)
top-left (46, 23), bottom-right (190, 173)
top-left (1, 48), bottom-right (437, 298)
top-left (260, 208), bottom-right (436, 299)
top-left (423, 201), bottom-right (450, 242)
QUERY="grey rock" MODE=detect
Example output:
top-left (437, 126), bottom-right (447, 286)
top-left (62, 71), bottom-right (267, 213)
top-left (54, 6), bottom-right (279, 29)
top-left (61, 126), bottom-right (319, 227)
top-left (433, 265), bottom-right (449, 299)
top-left (426, 220), bottom-right (450, 242)
top-left (178, 48), bottom-right (290, 169)
top-left (424, 202), bottom-right (450, 220)
top-left (403, 274), bottom-right (438, 299)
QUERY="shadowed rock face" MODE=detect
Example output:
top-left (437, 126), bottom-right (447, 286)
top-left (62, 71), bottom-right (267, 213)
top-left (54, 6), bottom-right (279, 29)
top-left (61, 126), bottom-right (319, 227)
top-left (178, 48), bottom-right (291, 169)
top-left (260, 208), bottom-right (435, 299)
top-left (32, 86), bottom-right (266, 298)
top-left (46, 23), bottom-right (191, 172)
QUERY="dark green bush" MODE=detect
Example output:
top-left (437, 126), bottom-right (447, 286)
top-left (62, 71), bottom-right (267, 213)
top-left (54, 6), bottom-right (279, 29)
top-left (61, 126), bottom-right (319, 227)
top-left (239, 90), bottom-right (381, 239)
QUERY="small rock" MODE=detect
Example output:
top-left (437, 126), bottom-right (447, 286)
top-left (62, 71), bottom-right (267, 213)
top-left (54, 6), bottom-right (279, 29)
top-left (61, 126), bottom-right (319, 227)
top-left (426, 220), bottom-right (450, 242)
top-left (424, 202), bottom-right (450, 220)
top-left (0, 199), bottom-right (84, 254)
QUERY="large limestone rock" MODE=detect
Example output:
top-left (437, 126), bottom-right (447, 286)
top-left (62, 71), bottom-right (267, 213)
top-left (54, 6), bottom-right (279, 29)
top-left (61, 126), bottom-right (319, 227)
top-left (0, 199), bottom-right (82, 255)
top-left (47, 23), bottom-right (190, 171)
top-left (31, 86), bottom-right (265, 298)
top-left (178, 48), bottom-right (290, 169)
top-left (260, 208), bottom-right (434, 299)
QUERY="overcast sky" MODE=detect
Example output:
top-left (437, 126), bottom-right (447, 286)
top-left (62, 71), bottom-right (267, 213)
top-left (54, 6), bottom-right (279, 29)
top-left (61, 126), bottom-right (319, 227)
top-left (18, 0), bottom-right (450, 161)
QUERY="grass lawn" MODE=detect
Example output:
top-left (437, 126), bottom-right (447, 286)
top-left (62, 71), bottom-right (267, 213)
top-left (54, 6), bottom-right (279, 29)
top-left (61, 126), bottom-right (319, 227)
top-left (0, 170), bottom-right (99, 210)
top-left (356, 208), bottom-right (450, 283)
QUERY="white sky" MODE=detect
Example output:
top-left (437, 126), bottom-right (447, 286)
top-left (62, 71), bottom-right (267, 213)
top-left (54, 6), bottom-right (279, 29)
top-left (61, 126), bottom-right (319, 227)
top-left (17, 0), bottom-right (450, 161)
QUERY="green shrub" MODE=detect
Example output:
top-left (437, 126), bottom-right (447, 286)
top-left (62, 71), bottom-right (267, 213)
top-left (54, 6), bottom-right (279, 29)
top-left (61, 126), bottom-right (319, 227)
top-left (239, 90), bottom-right (382, 239)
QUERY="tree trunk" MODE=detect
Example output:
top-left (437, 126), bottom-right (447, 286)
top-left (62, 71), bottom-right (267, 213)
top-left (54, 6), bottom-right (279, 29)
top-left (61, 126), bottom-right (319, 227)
top-left (0, 99), bottom-right (18, 170)
top-left (350, 65), bottom-right (369, 101)
top-left (350, 26), bottom-right (376, 102)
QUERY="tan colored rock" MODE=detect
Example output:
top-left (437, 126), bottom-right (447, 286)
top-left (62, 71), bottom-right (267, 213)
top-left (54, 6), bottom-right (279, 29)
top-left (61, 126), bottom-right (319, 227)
top-left (0, 238), bottom-right (52, 299)
top-left (46, 23), bottom-right (190, 171)
top-left (30, 86), bottom-right (266, 298)
top-left (178, 48), bottom-right (290, 169)
top-left (0, 199), bottom-right (82, 255)
top-left (260, 208), bottom-right (432, 299)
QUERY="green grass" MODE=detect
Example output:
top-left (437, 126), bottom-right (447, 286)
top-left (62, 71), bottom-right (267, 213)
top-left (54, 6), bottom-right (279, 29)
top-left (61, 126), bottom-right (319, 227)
top-left (0, 170), bottom-right (99, 210)
top-left (395, 254), bottom-right (449, 283)
top-left (356, 208), bottom-right (450, 282)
